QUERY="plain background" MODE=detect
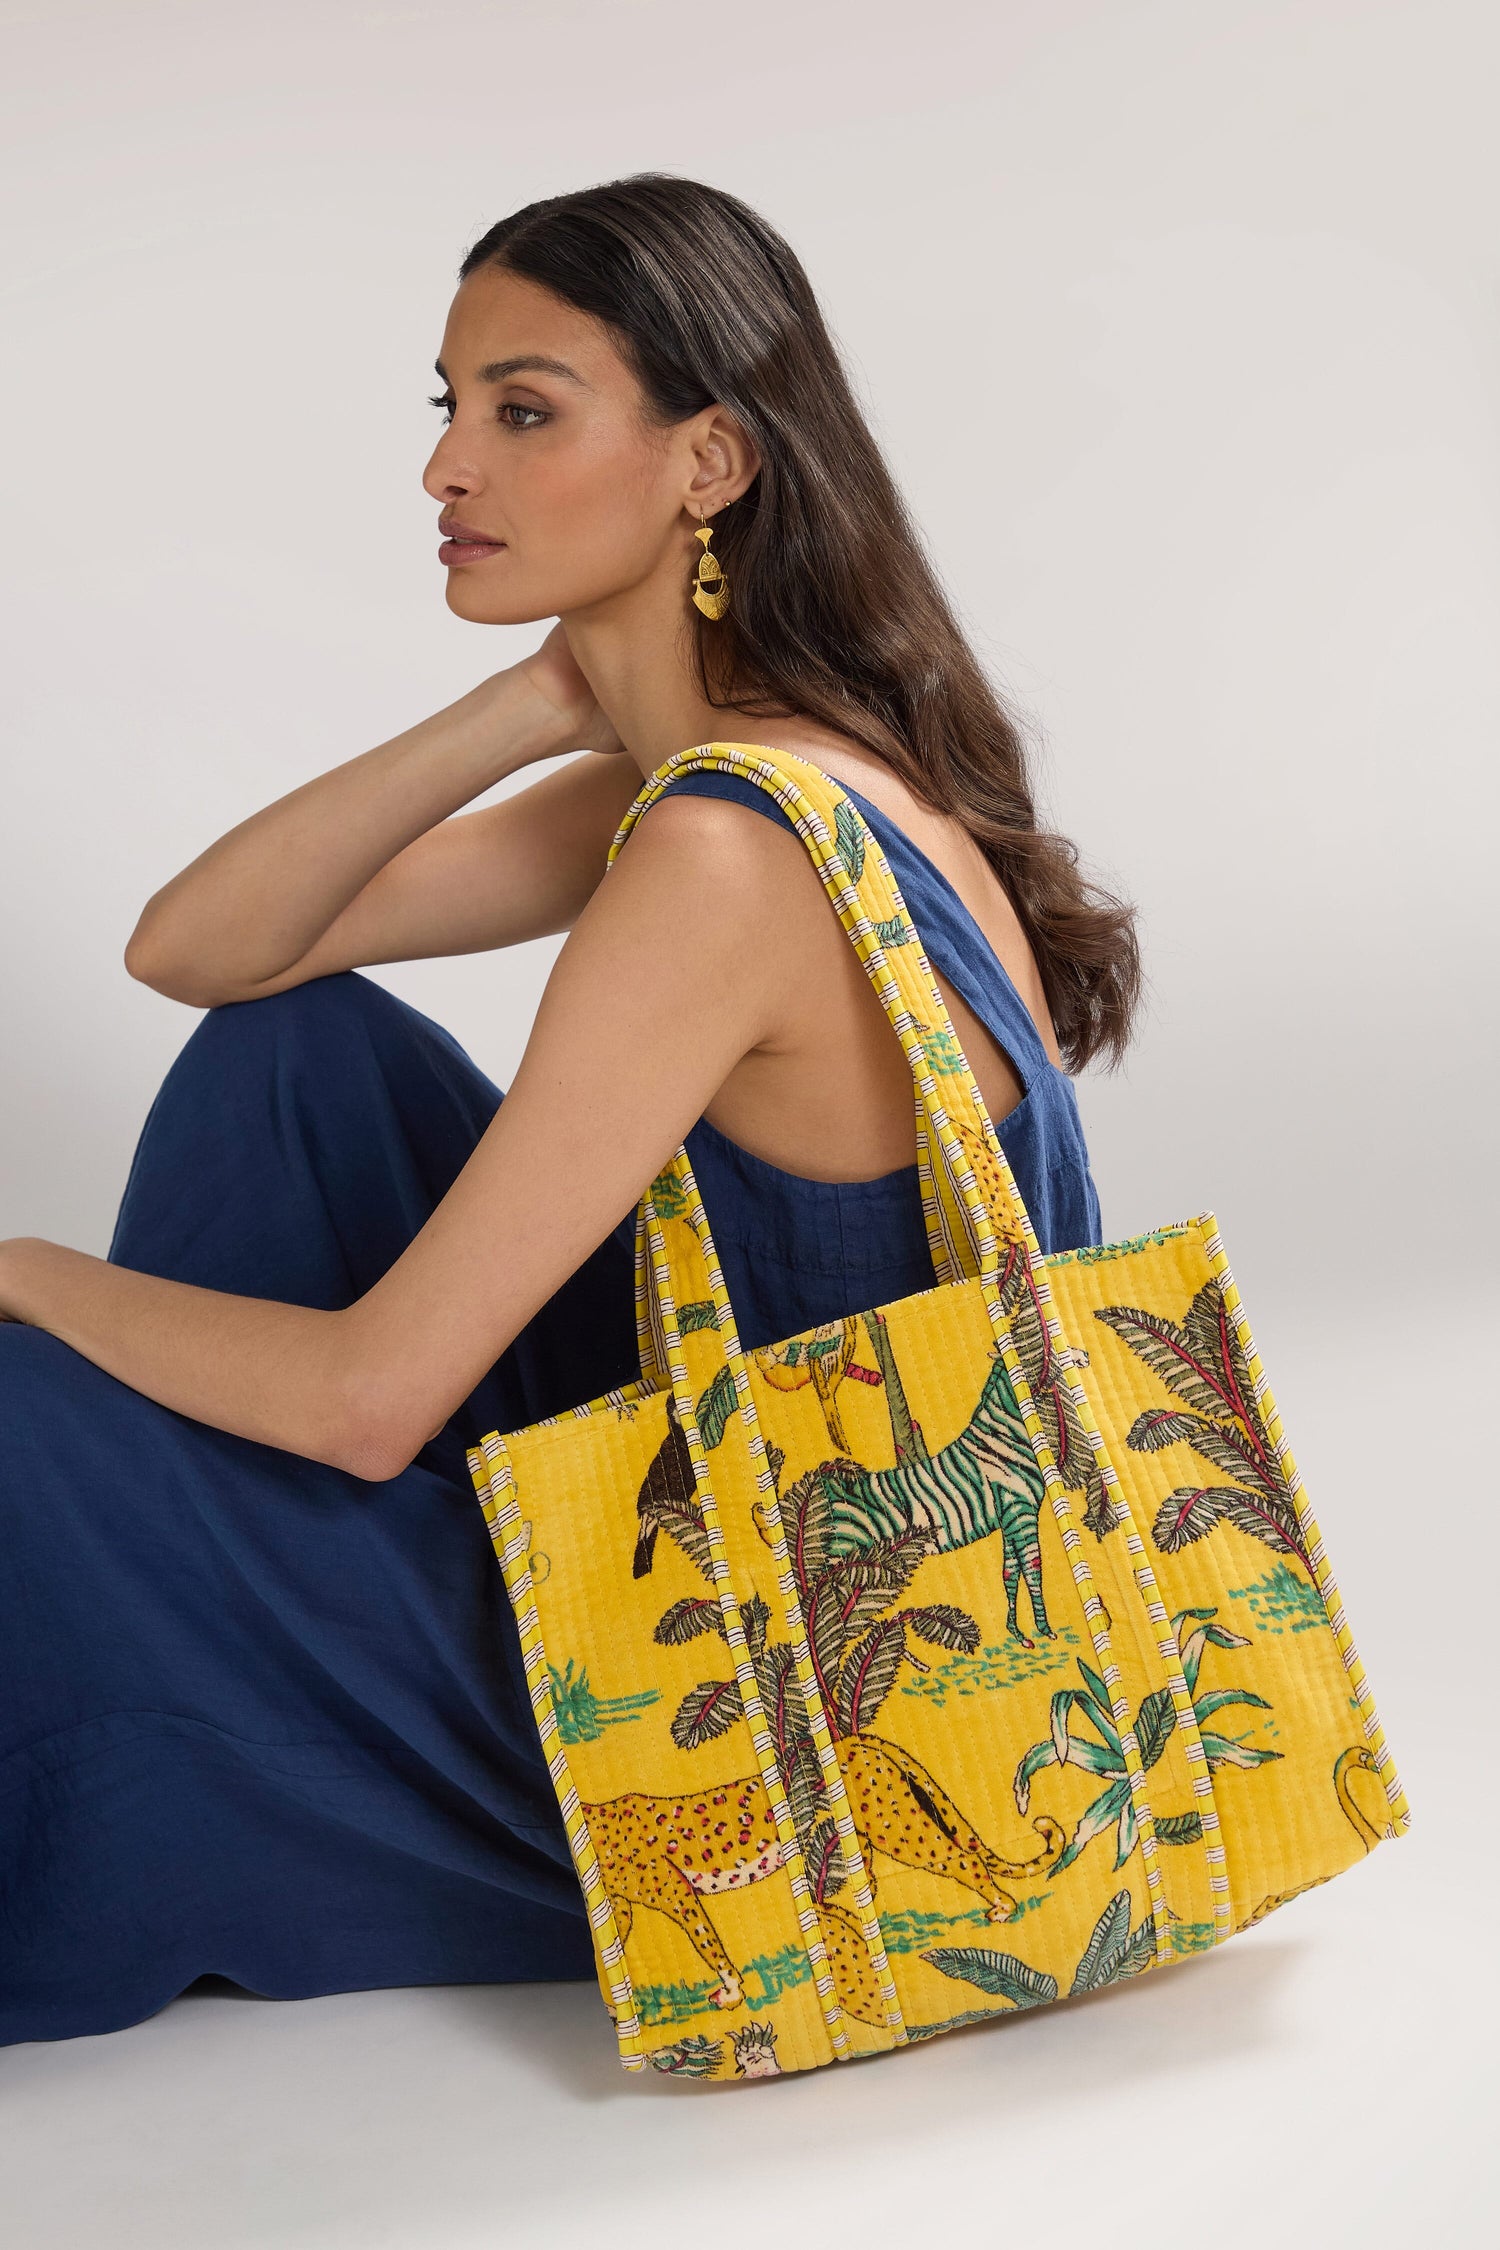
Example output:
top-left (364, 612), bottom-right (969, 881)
top-left (2, 2), bottom-right (1495, 2244)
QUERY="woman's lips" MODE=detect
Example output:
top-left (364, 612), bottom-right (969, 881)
top-left (439, 536), bottom-right (505, 565)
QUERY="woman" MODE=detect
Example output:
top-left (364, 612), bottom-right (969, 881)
top-left (0, 175), bottom-right (1138, 2045)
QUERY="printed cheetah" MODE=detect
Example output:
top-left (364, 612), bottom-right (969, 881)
top-left (587, 1730), bottom-right (1066, 2026)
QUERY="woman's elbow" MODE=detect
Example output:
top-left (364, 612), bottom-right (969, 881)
top-left (325, 1412), bottom-right (427, 1482)
top-left (123, 922), bottom-right (268, 1010)
top-left (320, 1366), bottom-right (438, 1484)
top-left (325, 1428), bottom-right (419, 1483)
top-left (123, 916), bottom-right (211, 1004)
top-left (123, 918), bottom-right (169, 990)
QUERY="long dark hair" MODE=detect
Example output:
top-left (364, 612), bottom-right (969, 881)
top-left (458, 175), bottom-right (1141, 1071)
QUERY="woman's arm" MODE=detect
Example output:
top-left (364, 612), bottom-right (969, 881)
top-left (1, 796), bottom-right (792, 1480)
top-left (124, 630), bottom-right (640, 1007)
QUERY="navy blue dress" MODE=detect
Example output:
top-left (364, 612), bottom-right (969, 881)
top-left (0, 770), bottom-right (1102, 2047)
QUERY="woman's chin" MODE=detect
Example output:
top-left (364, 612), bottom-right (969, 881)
top-left (441, 566), bottom-right (638, 628)
top-left (442, 583), bottom-right (553, 629)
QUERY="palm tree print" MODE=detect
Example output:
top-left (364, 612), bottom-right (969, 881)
top-left (1013, 1606), bottom-right (1281, 1874)
top-left (1094, 1282), bottom-right (1312, 1570)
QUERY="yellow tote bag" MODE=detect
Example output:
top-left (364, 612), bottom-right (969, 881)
top-left (467, 742), bottom-right (1412, 2083)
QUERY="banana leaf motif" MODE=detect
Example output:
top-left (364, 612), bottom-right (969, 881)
top-left (1012, 1605), bottom-right (1280, 1874)
top-left (1094, 1282), bottom-right (1312, 1572)
top-left (921, 1885), bottom-right (1157, 2009)
top-left (833, 797), bottom-right (867, 885)
top-left (630, 1392), bottom-right (709, 1581)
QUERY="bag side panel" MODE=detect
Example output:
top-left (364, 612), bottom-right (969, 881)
top-left (1047, 1221), bottom-right (1409, 1933)
top-left (472, 1398), bottom-right (846, 2080)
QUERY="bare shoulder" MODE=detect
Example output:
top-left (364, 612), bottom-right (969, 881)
top-left (615, 780), bottom-right (822, 906)
top-left (534, 781), bottom-right (809, 1058)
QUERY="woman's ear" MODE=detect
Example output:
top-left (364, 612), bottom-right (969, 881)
top-left (684, 404), bottom-right (760, 516)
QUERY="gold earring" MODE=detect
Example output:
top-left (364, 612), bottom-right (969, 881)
top-left (691, 511), bottom-right (730, 620)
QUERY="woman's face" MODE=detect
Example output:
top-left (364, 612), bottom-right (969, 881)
top-left (423, 265), bottom-right (705, 625)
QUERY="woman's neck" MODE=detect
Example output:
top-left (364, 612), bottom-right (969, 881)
top-left (560, 564), bottom-right (780, 783)
top-left (559, 587), bottom-right (721, 779)
top-left (560, 559), bottom-right (878, 790)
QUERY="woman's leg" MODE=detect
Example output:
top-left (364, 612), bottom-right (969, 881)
top-left (109, 969), bottom-right (502, 1303)
top-left (0, 1326), bottom-right (599, 2044)
top-left (1, 973), bottom-right (642, 2043)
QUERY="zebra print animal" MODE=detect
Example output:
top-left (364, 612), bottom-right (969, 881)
top-left (822, 1350), bottom-right (1056, 1646)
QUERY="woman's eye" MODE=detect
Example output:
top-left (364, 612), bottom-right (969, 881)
top-left (424, 394), bottom-right (548, 432)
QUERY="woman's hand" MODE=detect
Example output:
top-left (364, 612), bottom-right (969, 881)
top-left (0, 1234), bottom-right (360, 1464)
top-left (507, 623), bottom-right (626, 761)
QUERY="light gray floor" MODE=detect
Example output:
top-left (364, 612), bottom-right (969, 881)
top-left (3, 1307), bottom-right (1486, 2249)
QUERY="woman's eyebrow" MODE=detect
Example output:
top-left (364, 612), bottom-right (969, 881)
top-left (432, 353), bottom-right (588, 386)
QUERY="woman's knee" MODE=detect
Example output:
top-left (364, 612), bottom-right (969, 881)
top-left (109, 972), bottom-right (502, 1284)
top-left (189, 970), bottom-right (409, 1072)
top-left (150, 972), bottom-right (475, 1129)
top-left (109, 975), bottom-right (428, 1269)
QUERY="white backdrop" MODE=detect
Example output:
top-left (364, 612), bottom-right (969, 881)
top-left (2, 3), bottom-right (1496, 2243)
